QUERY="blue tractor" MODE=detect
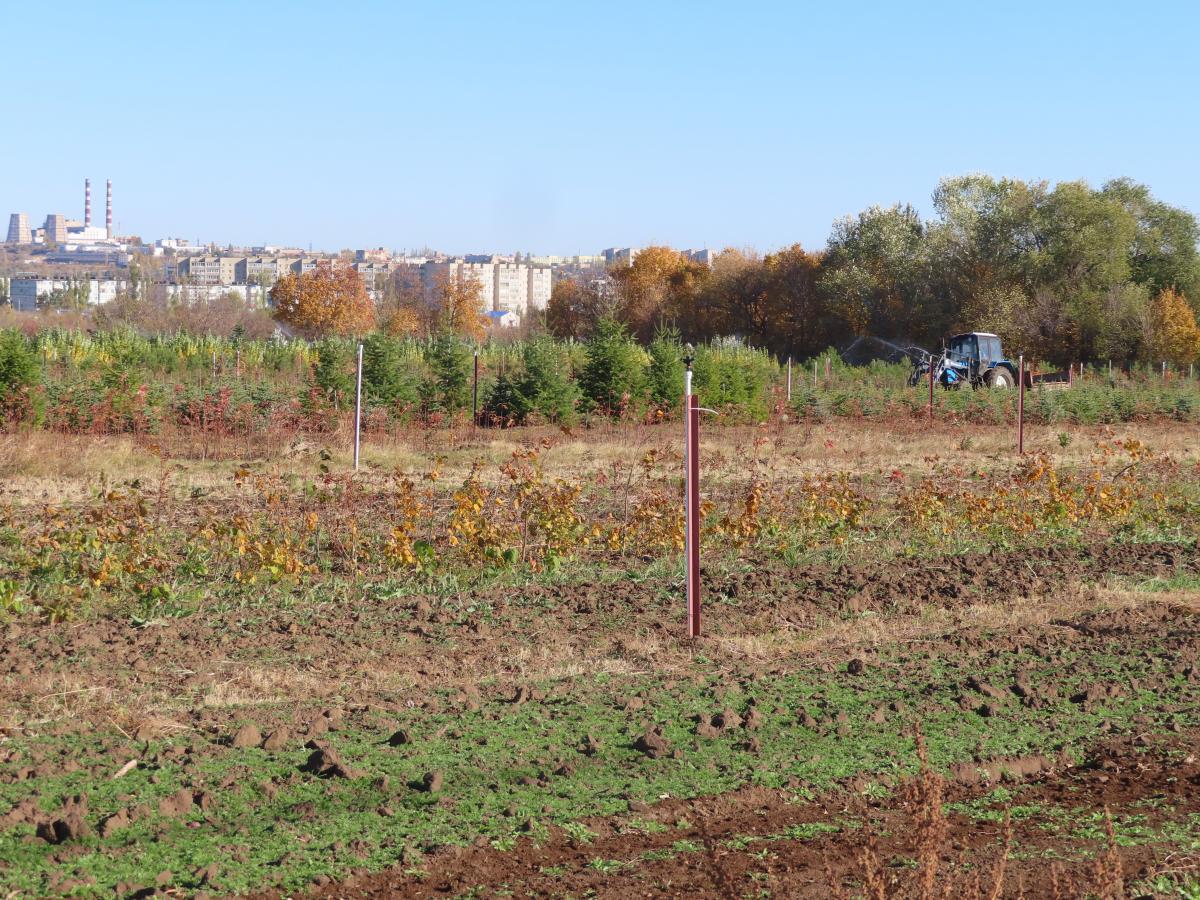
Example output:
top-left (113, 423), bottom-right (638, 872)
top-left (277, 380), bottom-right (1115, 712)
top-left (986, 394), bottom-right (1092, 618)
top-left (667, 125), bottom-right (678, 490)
top-left (908, 332), bottom-right (1020, 390)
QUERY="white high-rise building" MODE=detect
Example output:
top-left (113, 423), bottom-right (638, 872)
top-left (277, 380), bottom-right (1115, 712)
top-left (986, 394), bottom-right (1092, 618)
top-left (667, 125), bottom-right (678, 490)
top-left (421, 259), bottom-right (552, 317)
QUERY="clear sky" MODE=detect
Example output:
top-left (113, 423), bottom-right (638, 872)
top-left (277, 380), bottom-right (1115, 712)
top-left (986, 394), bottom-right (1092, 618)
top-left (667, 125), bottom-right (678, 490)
top-left (2, 0), bottom-right (1197, 255)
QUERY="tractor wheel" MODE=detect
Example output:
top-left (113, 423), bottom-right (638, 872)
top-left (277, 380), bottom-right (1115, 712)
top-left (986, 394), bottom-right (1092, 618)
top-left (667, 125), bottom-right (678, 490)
top-left (987, 368), bottom-right (1015, 389)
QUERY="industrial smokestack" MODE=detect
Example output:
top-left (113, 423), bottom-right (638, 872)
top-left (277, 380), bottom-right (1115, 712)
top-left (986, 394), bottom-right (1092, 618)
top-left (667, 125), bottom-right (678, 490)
top-left (85, 179), bottom-right (91, 227)
top-left (105, 179), bottom-right (112, 239)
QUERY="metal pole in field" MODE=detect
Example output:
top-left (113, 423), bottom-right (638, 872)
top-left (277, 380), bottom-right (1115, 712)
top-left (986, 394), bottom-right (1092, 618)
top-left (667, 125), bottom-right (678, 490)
top-left (683, 345), bottom-right (700, 638)
top-left (786, 356), bottom-right (792, 402)
top-left (1163, 361), bottom-right (1167, 379)
top-left (928, 356), bottom-right (934, 419)
top-left (472, 350), bottom-right (479, 427)
top-left (1017, 354), bottom-right (1025, 455)
top-left (813, 360), bottom-right (818, 384)
top-left (353, 343), bottom-right (363, 471)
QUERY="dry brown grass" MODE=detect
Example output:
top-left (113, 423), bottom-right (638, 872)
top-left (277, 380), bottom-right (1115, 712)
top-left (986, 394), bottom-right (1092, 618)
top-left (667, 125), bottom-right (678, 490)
top-left (3, 418), bottom-right (1197, 510)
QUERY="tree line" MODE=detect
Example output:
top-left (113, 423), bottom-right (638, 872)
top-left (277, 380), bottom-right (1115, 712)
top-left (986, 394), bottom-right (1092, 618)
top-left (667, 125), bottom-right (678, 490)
top-left (547, 175), bottom-right (1200, 367)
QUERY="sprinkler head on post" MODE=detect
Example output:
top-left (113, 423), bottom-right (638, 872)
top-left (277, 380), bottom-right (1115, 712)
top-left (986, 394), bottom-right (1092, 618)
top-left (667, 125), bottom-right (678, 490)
top-left (683, 343), bottom-right (695, 370)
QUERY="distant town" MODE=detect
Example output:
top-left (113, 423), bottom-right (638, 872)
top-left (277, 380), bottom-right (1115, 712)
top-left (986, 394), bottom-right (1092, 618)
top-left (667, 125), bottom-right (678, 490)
top-left (2, 178), bottom-right (715, 330)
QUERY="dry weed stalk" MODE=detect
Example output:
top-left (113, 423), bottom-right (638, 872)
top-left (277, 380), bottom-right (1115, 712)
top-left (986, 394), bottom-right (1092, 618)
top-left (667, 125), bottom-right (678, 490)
top-left (832, 725), bottom-right (1022, 900)
top-left (1089, 807), bottom-right (1125, 899)
top-left (902, 725), bottom-right (948, 900)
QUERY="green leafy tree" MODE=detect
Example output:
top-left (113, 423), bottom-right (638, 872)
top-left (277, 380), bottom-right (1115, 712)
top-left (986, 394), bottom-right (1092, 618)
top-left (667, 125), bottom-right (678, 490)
top-left (0, 329), bottom-right (42, 422)
top-left (362, 333), bottom-right (420, 409)
top-left (515, 336), bottom-right (580, 424)
top-left (313, 338), bottom-right (355, 407)
top-left (0, 330), bottom-right (39, 393)
top-left (820, 204), bottom-right (935, 342)
top-left (578, 317), bottom-right (645, 416)
top-left (1102, 178), bottom-right (1200, 301)
top-left (422, 332), bottom-right (471, 414)
top-left (481, 371), bottom-right (528, 426)
top-left (646, 326), bottom-right (682, 408)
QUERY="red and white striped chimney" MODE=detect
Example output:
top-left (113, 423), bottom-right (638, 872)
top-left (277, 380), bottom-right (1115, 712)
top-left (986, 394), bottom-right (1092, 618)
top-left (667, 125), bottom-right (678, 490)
top-left (105, 179), bottom-right (112, 239)
top-left (84, 179), bottom-right (91, 227)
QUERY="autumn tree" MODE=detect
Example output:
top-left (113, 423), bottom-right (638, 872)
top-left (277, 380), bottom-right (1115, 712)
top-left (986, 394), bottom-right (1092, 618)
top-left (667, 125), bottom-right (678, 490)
top-left (1143, 287), bottom-right (1200, 367)
top-left (611, 246), bottom-right (709, 342)
top-left (379, 266), bottom-right (428, 337)
top-left (694, 249), bottom-right (762, 344)
top-left (761, 244), bottom-right (828, 358)
top-left (432, 272), bottom-right (487, 342)
top-left (546, 278), bottom-right (608, 340)
top-left (271, 264), bottom-right (375, 338)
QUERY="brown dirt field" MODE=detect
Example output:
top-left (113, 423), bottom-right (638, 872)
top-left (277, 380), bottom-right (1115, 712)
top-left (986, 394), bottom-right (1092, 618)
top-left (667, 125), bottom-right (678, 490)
top-left (3, 540), bottom-right (1194, 729)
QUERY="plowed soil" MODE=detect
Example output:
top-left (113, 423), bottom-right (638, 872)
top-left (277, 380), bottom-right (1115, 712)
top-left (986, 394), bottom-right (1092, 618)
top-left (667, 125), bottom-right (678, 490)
top-left (3, 541), bottom-right (1198, 898)
top-left (285, 735), bottom-right (1200, 899)
top-left (3, 540), bottom-right (1192, 721)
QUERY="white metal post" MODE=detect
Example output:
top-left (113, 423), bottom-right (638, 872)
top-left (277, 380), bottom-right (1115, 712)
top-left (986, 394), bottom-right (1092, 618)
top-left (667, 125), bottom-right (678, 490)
top-left (353, 343), bottom-right (363, 471)
top-left (786, 357), bottom-right (792, 402)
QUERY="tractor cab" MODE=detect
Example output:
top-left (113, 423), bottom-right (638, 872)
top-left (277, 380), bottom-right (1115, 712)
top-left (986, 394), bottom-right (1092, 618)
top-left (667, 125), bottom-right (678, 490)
top-left (948, 333), bottom-right (1003, 371)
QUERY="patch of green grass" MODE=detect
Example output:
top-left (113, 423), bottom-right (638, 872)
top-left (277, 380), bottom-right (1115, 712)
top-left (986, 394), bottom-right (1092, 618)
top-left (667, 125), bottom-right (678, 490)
top-left (562, 822), bottom-right (598, 844)
top-left (623, 817), bottom-right (669, 835)
top-left (1136, 572), bottom-right (1200, 592)
top-left (1132, 875), bottom-right (1200, 899)
top-left (586, 858), bottom-right (625, 874)
top-left (779, 821), bottom-right (842, 841)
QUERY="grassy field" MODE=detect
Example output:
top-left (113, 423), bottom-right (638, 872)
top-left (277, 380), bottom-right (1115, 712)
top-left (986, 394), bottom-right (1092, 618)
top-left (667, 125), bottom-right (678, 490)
top-left (1, 419), bottom-right (1199, 898)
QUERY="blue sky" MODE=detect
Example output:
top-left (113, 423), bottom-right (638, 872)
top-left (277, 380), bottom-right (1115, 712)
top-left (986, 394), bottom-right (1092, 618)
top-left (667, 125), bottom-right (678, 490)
top-left (2, 0), bottom-right (1197, 255)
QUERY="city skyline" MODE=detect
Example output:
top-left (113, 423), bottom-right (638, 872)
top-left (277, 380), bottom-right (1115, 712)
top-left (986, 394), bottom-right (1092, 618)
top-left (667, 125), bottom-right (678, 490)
top-left (2, 0), bottom-right (1198, 255)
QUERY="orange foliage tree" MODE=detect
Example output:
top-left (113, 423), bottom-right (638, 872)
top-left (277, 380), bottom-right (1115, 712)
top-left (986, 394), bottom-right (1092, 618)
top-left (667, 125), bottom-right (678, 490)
top-left (1144, 287), bottom-right (1200, 366)
top-left (270, 264), bottom-right (375, 338)
top-left (611, 246), bottom-right (709, 342)
top-left (433, 272), bottom-right (487, 342)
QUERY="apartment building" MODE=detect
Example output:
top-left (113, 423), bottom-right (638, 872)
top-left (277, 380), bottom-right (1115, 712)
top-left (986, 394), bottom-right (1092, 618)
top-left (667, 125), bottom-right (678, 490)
top-left (353, 261), bottom-right (392, 290)
top-left (176, 256), bottom-right (225, 284)
top-left (527, 265), bottom-right (551, 311)
top-left (10, 277), bottom-right (127, 311)
top-left (174, 255), bottom-right (334, 285)
top-left (420, 259), bottom-right (551, 317)
top-left (239, 257), bottom-right (287, 283)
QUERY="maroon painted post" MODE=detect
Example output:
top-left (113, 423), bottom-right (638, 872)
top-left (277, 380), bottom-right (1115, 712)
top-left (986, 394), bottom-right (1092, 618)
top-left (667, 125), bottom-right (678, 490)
top-left (928, 355), bottom-right (935, 419)
top-left (682, 346), bottom-right (701, 638)
top-left (1017, 354), bottom-right (1025, 455)
top-left (686, 393), bottom-right (701, 638)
